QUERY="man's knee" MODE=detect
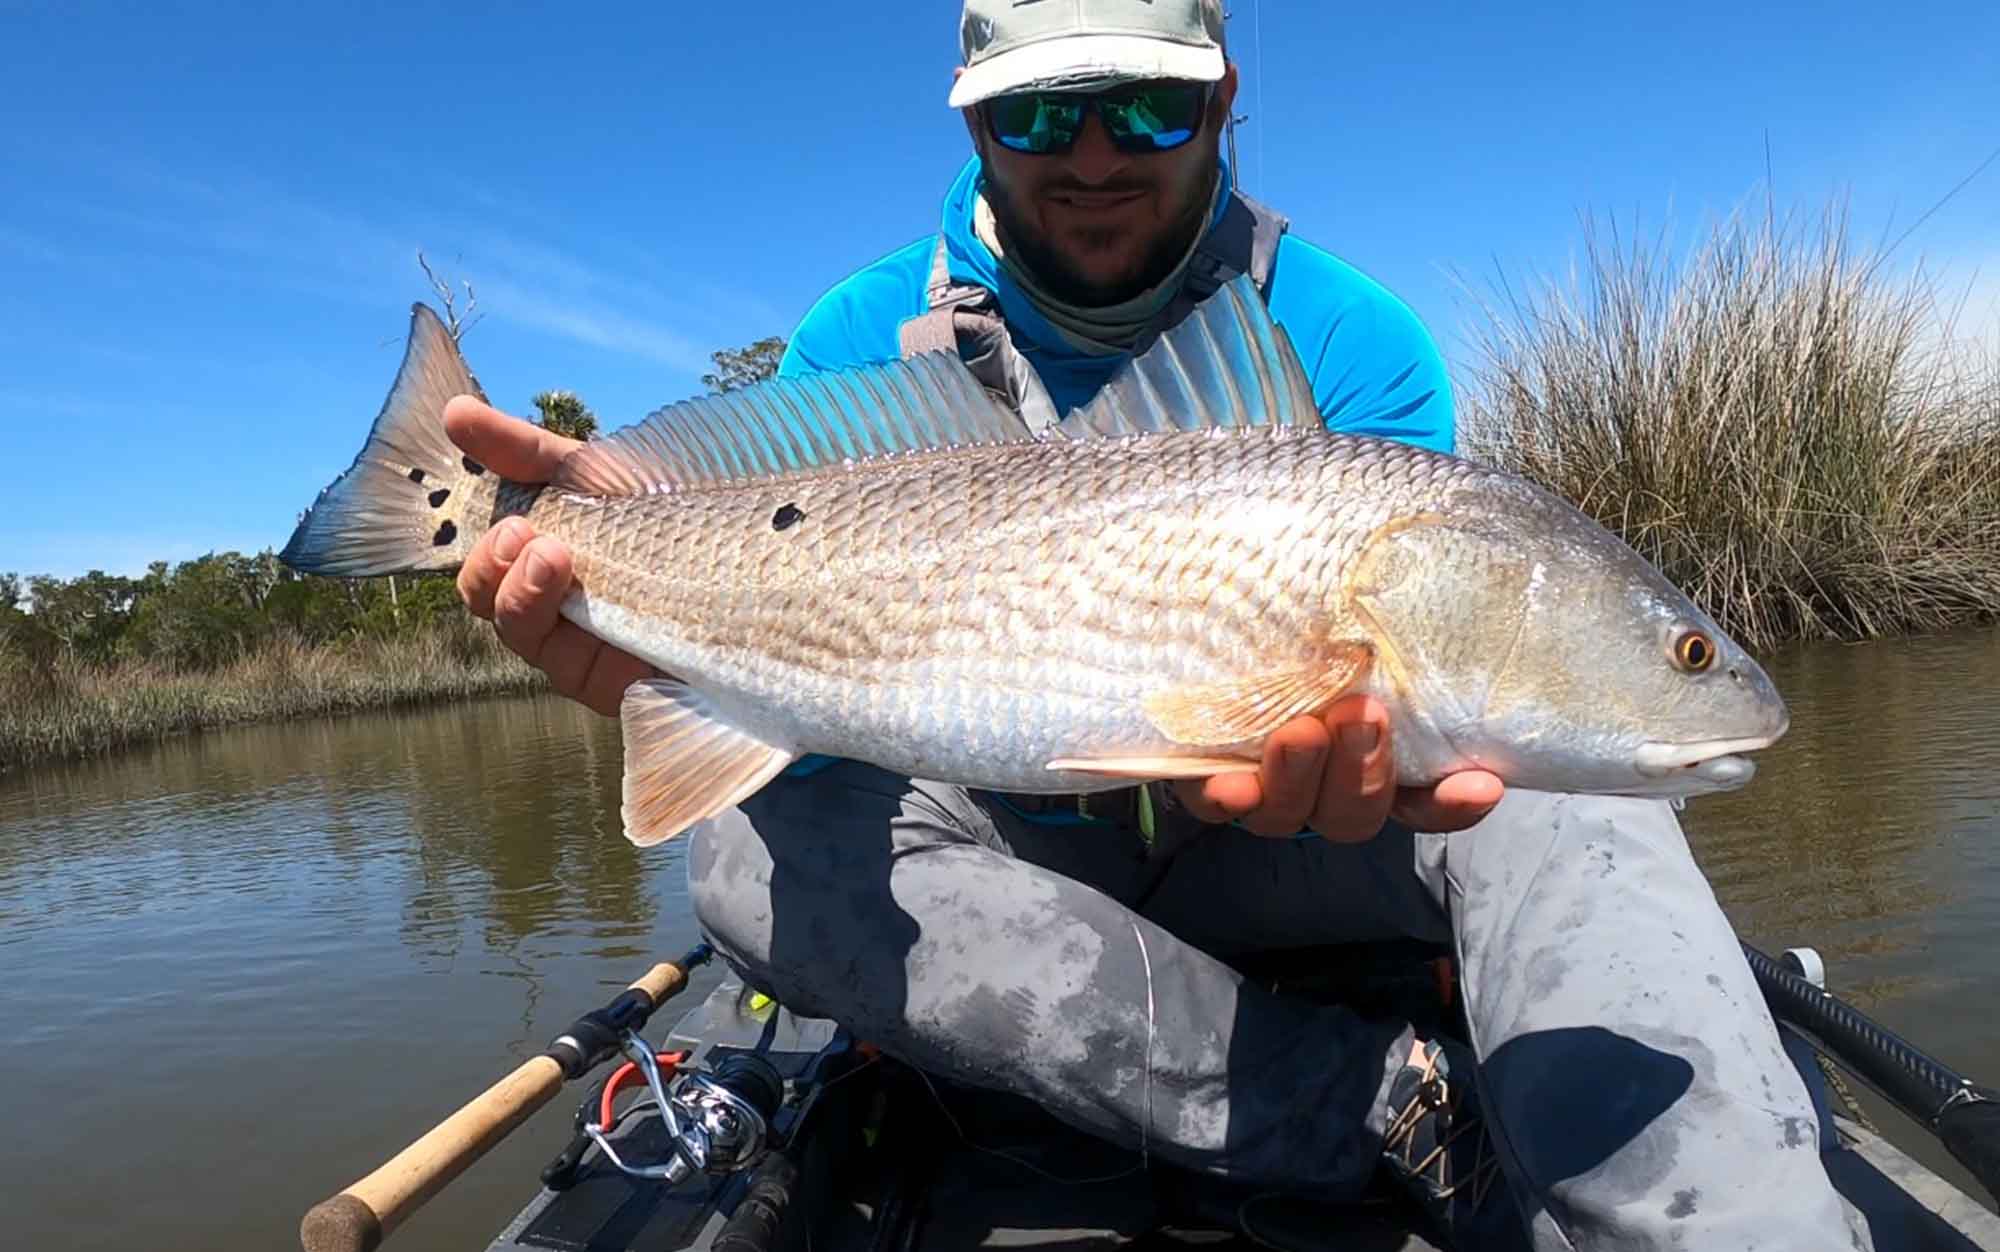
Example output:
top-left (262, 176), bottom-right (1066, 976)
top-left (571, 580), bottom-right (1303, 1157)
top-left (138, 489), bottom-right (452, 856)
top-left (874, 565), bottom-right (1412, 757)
top-left (688, 806), bottom-right (776, 970)
top-left (687, 762), bottom-right (989, 964)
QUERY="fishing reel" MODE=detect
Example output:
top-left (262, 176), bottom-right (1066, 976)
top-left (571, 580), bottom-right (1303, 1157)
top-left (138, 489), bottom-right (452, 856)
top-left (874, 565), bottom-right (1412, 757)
top-left (559, 1038), bottom-right (785, 1187)
top-left (653, 1056), bottom-right (785, 1181)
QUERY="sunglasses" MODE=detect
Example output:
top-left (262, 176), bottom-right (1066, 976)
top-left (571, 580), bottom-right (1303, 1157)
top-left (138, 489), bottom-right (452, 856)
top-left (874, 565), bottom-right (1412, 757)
top-left (983, 81), bottom-right (1211, 155)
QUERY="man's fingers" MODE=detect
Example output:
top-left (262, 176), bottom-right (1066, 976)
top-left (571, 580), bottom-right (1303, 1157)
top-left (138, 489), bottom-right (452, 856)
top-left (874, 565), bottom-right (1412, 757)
top-left (492, 536), bottom-right (572, 663)
top-left (1173, 772), bottom-right (1262, 824)
top-left (1390, 771), bottom-right (1506, 833)
top-left (1236, 716), bottom-right (1330, 836)
top-left (1172, 705), bottom-right (1501, 840)
top-left (579, 645), bottom-right (661, 720)
top-left (534, 620), bottom-right (610, 705)
top-left (1309, 695), bottom-right (1395, 843)
top-left (457, 516), bottom-right (533, 620)
top-left (442, 394), bottom-right (580, 482)
top-left (528, 621), bottom-right (658, 717)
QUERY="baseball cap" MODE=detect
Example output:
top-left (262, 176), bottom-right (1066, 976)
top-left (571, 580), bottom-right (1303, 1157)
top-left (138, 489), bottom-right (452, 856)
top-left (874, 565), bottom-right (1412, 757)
top-left (947, 0), bottom-right (1227, 109)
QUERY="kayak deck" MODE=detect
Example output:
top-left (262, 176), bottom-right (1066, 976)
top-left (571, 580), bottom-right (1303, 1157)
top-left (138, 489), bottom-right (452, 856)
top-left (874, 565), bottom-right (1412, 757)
top-left (487, 959), bottom-right (1999, 1252)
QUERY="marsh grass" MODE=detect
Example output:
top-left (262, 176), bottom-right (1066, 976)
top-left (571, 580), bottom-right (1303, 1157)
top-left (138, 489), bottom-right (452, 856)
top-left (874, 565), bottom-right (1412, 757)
top-left (1459, 202), bottom-right (2000, 650)
top-left (0, 616), bottom-right (543, 773)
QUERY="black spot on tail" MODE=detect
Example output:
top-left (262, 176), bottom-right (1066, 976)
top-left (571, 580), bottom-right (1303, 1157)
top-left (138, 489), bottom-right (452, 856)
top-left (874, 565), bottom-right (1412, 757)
top-left (433, 520), bottom-right (458, 547)
top-left (462, 456), bottom-right (486, 476)
top-left (772, 503), bottom-right (805, 531)
top-left (408, 467), bottom-right (427, 483)
top-left (428, 488), bottom-right (451, 508)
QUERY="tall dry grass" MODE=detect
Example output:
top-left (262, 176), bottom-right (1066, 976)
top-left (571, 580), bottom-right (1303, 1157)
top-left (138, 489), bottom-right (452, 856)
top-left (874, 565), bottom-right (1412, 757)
top-left (1458, 202), bottom-right (2000, 649)
top-left (0, 615), bottom-right (542, 773)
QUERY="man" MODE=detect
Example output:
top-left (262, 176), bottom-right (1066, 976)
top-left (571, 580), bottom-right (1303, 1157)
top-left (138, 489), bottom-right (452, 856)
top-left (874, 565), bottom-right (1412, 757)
top-left (444, 3), bottom-right (1869, 1248)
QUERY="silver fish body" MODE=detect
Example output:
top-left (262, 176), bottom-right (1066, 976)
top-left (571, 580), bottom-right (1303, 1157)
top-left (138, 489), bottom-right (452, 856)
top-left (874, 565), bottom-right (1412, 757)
top-left (550, 428), bottom-right (1424, 793)
top-left (283, 275), bottom-right (1788, 846)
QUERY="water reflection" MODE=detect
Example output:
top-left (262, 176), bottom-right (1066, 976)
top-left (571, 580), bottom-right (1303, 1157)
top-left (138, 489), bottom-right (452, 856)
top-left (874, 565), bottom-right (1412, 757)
top-left (1683, 629), bottom-right (2000, 1009)
top-left (0, 694), bottom-right (663, 965)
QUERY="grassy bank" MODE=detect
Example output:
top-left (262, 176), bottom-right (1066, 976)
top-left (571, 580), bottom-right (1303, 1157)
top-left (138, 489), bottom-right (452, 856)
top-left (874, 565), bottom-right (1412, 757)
top-left (1458, 201), bottom-right (2000, 650)
top-left (0, 618), bottom-right (543, 774)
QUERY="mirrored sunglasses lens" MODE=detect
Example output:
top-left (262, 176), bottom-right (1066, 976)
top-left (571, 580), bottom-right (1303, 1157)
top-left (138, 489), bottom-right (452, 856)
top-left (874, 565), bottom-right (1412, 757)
top-left (1104, 86), bottom-right (1204, 149)
top-left (989, 95), bottom-right (1079, 153)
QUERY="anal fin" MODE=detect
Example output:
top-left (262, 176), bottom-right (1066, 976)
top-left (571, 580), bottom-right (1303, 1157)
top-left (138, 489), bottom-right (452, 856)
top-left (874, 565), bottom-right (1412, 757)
top-left (620, 679), bottom-right (797, 847)
top-left (1139, 644), bottom-right (1375, 747)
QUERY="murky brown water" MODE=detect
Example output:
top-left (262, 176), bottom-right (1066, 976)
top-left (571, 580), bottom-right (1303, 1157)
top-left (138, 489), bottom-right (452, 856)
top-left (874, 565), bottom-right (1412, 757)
top-left (3, 630), bottom-right (1998, 1249)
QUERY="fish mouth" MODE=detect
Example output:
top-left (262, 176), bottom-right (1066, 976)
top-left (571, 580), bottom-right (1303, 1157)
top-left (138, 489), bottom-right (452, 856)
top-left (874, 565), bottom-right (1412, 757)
top-left (1634, 734), bottom-right (1783, 788)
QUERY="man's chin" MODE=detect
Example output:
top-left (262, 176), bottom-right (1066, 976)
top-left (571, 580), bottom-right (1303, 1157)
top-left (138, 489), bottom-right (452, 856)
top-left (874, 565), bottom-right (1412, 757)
top-left (1044, 244), bottom-right (1153, 302)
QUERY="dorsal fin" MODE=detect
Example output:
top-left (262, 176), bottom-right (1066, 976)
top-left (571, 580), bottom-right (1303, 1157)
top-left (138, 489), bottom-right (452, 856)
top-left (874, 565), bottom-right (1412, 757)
top-left (554, 350), bottom-right (1031, 496)
top-left (1054, 272), bottom-right (1321, 439)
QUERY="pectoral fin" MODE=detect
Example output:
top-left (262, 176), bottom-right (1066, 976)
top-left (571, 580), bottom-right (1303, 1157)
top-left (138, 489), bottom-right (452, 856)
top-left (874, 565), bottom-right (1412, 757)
top-left (1138, 644), bottom-right (1376, 747)
top-left (620, 679), bottom-right (797, 847)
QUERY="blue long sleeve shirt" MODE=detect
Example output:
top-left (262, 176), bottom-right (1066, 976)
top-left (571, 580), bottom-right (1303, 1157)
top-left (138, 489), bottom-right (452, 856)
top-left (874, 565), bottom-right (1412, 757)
top-left (779, 155), bottom-right (1455, 453)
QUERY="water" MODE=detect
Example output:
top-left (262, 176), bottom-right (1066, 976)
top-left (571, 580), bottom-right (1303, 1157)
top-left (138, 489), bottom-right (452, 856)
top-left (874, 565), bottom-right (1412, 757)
top-left (3, 631), bottom-right (1998, 1249)
top-left (0, 694), bottom-right (720, 1251)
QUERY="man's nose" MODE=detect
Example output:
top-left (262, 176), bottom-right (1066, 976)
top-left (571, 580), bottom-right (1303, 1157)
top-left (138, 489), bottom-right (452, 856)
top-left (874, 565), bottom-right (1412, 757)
top-left (1063, 108), bottom-right (1130, 183)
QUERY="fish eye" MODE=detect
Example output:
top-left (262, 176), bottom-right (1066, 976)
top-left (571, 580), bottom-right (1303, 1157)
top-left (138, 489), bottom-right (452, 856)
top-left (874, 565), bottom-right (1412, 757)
top-left (1672, 628), bottom-right (1716, 673)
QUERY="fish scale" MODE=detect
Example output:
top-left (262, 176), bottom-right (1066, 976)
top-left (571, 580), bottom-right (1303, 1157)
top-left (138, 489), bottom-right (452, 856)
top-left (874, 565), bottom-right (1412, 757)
top-left (282, 272), bottom-right (1788, 847)
top-left (531, 428), bottom-right (1515, 797)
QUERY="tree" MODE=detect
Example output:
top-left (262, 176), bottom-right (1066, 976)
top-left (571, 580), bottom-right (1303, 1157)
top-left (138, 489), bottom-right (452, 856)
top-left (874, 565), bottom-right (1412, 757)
top-left (532, 389), bottom-right (598, 442)
top-left (27, 571), bottom-right (138, 661)
top-left (702, 337), bottom-right (787, 393)
top-left (121, 554), bottom-right (265, 669)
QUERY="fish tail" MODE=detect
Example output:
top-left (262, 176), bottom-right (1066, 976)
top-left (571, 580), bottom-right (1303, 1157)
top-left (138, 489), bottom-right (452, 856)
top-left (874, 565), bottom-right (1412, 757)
top-left (280, 305), bottom-right (523, 577)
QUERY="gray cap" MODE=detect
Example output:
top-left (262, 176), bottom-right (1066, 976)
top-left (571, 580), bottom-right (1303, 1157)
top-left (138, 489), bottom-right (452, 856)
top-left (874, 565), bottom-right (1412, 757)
top-left (948, 0), bottom-right (1226, 109)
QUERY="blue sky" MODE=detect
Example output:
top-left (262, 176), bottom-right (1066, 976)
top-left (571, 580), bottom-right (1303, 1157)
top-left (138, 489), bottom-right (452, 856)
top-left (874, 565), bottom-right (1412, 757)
top-left (3, 2), bottom-right (1996, 579)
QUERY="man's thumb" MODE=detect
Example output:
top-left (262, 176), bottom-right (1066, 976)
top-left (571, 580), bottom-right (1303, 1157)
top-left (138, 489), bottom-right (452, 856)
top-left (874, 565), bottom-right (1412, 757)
top-left (442, 394), bottom-right (581, 482)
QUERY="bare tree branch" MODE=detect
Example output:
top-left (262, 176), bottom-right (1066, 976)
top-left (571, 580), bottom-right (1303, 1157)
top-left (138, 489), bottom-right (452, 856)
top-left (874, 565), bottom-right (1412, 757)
top-left (416, 249), bottom-right (486, 342)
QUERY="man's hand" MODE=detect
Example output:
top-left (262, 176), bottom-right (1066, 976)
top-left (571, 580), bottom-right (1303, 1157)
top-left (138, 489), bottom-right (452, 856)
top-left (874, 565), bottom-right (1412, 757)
top-left (1171, 695), bottom-right (1504, 840)
top-left (444, 395), bottom-right (659, 718)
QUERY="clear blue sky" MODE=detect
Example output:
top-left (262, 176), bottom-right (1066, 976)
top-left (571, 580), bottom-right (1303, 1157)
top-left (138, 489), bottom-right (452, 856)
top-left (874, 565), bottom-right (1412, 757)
top-left (4, 2), bottom-right (1995, 579)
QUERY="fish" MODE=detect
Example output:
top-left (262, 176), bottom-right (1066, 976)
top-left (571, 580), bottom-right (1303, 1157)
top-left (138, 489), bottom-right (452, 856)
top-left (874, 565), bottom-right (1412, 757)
top-left (280, 274), bottom-right (1788, 847)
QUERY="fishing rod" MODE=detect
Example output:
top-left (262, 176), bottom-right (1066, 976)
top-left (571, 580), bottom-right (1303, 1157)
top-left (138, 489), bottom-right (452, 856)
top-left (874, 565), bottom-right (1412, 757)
top-left (1743, 941), bottom-right (2000, 1201)
top-left (299, 943), bottom-right (715, 1252)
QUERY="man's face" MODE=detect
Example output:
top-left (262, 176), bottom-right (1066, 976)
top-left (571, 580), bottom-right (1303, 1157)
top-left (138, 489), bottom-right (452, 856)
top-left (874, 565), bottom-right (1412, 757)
top-left (963, 65), bottom-right (1238, 307)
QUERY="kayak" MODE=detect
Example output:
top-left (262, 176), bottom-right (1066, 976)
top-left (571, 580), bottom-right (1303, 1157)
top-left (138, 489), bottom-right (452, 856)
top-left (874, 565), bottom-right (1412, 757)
top-left (482, 941), bottom-right (2000, 1252)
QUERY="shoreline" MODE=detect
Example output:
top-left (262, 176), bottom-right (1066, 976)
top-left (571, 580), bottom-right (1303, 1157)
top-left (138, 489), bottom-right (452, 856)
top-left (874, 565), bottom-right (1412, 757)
top-left (0, 630), bottom-right (546, 776)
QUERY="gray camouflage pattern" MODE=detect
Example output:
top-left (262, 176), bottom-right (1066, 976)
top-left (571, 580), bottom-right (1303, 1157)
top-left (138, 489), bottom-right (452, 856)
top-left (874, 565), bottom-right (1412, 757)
top-left (690, 768), bottom-right (1871, 1250)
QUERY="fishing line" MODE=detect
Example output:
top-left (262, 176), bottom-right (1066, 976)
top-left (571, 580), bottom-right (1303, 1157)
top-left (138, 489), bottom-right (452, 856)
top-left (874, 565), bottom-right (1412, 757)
top-left (912, 1066), bottom-right (1147, 1186)
top-left (1132, 919), bottom-right (1157, 1176)
top-left (1252, 0), bottom-right (1265, 193)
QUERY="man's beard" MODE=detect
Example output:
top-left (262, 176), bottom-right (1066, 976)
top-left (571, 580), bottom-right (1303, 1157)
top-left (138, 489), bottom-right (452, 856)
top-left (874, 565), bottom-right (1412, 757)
top-left (982, 158), bottom-right (1217, 307)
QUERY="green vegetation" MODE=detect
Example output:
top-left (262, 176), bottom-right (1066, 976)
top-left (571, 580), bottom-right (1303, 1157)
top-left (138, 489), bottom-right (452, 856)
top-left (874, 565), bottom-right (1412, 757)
top-left (0, 556), bottom-right (541, 773)
top-left (1459, 200), bottom-right (2000, 650)
top-left (533, 389), bottom-right (599, 441)
top-left (702, 336), bottom-right (787, 392)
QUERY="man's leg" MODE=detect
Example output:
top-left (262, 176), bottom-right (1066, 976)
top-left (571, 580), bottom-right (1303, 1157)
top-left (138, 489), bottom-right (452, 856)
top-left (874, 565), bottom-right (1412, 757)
top-left (1439, 790), bottom-right (1870, 1249)
top-left (688, 760), bottom-right (1417, 1192)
